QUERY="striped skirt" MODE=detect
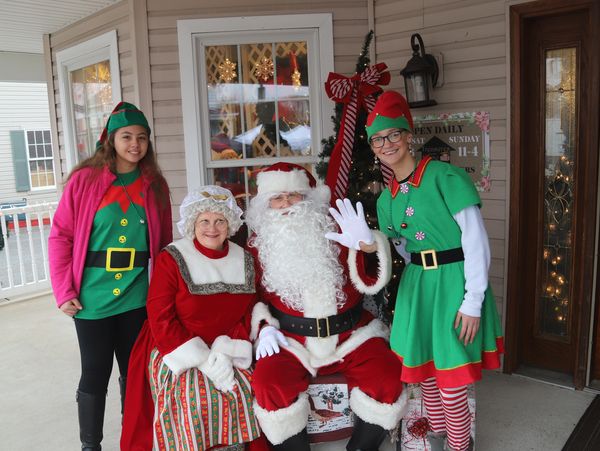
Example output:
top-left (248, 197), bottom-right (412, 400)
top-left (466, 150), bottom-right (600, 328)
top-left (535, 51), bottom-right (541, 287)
top-left (149, 348), bottom-right (261, 451)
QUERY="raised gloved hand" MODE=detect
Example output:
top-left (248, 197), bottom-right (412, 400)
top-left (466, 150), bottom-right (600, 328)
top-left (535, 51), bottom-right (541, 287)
top-left (255, 325), bottom-right (289, 360)
top-left (325, 199), bottom-right (374, 250)
top-left (198, 351), bottom-right (235, 392)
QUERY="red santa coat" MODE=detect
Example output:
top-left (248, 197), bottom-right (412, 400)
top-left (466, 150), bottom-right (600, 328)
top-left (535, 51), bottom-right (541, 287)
top-left (248, 231), bottom-right (408, 445)
top-left (121, 239), bottom-right (265, 451)
top-left (249, 230), bottom-right (392, 374)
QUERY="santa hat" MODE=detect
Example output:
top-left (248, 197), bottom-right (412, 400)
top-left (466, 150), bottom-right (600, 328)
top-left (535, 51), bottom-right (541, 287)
top-left (365, 91), bottom-right (413, 139)
top-left (256, 162), bottom-right (317, 195)
top-left (95, 101), bottom-right (151, 150)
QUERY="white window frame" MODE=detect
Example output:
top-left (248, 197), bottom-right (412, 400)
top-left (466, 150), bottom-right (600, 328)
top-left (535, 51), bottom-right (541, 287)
top-left (177, 14), bottom-right (335, 190)
top-left (25, 129), bottom-right (56, 190)
top-left (56, 30), bottom-right (122, 171)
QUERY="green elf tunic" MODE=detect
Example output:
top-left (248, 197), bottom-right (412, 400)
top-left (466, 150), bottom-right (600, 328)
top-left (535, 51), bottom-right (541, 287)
top-left (377, 156), bottom-right (504, 388)
top-left (77, 168), bottom-right (149, 319)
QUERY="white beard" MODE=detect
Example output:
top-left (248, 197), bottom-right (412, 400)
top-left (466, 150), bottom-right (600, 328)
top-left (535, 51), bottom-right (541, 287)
top-left (249, 201), bottom-right (346, 315)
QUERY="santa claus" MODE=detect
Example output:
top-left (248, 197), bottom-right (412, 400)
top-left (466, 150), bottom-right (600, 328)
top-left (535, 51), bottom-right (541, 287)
top-left (246, 162), bottom-right (407, 451)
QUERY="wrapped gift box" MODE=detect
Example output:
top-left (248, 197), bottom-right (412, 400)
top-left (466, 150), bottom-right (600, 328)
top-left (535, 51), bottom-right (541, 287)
top-left (306, 373), bottom-right (354, 443)
top-left (398, 384), bottom-right (476, 450)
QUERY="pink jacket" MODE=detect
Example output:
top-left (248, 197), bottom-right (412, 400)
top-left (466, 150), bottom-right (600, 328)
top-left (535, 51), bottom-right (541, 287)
top-left (48, 166), bottom-right (173, 307)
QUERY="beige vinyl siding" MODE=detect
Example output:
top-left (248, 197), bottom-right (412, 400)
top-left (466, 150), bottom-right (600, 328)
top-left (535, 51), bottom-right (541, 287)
top-left (146, 0), bottom-right (370, 208)
top-left (47, 0), bottom-right (132, 183)
top-left (0, 82), bottom-right (57, 205)
top-left (43, 0), bottom-right (515, 321)
top-left (374, 0), bottom-right (522, 321)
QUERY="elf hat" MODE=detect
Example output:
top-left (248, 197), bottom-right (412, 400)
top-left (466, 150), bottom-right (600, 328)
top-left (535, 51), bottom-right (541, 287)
top-left (95, 101), bottom-right (151, 150)
top-left (365, 91), bottom-right (414, 139)
top-left (256, 162), bottom-right (317, 195)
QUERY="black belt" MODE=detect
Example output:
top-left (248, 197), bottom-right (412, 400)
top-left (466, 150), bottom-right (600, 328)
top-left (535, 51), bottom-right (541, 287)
top-left (410, 247), bottom-right (464, 270)
top-left (85, 248), bottom-right (149, 272)
top-left (269, 303), bottom-right (363, 338)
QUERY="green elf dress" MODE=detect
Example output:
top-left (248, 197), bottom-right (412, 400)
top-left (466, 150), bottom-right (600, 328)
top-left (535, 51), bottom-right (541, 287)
top-left (377, 156), bottom-right (504, 388)
top-left (78, 168), bottom-right (149, 319)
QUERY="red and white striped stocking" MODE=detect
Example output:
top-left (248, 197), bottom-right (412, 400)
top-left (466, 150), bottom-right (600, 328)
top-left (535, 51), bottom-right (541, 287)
top-left (439, 385), bottom-right (471, 451)
top-left (420, 377), bottom-right (446, 434)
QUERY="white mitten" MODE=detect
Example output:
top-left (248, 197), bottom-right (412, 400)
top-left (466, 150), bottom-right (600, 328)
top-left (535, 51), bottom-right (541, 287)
top-left (325, 198), bottom-right (374, 250)
top-left (255, 325), bottom-right (289, 360)
top-left (198, 351), bottom-right (235, 392)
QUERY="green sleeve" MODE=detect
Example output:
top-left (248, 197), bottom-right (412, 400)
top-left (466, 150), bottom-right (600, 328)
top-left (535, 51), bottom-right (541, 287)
top-left (376, 189), bottom-right (395, 238)
top-left (440, 164), bottom-right (482, 215)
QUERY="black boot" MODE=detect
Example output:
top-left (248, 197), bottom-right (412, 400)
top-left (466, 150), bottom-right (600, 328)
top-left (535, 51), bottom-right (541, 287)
top-left (272, 428), bottom-right (310, 451)
top-left (77, 390), bottom-right (105, 451)
top-left (346, 416), bottom-right (387, 451)
top-left (118, 376), bottom-right (127, 415)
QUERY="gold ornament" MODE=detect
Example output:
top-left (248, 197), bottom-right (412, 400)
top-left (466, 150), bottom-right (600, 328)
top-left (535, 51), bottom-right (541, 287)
top-left (218, 58), bottom-right (237, 83)
top-left (291, 69), bottom-right (301, 88)
top-left (254, 57), bottom-right (274, 82)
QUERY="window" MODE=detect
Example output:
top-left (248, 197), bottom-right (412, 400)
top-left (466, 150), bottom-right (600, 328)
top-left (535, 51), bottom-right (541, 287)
top-left (56, 30), bottom-right (121, 171)
top-left (178, 15), bottom-right (334, 209)
top-left (26, 130), bottom-right (55, 189)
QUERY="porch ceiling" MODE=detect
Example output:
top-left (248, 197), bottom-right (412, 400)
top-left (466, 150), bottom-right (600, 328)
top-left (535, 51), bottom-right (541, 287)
top-left (0, 0), bottom-right (120, 54)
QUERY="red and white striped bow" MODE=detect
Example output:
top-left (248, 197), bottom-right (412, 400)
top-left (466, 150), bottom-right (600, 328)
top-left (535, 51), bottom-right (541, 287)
top-left (323, 63), bottom-right (392, 202)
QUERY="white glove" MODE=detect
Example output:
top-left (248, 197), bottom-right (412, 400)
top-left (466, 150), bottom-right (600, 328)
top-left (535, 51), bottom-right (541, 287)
top-left (325, 199), bottom-right (374, 250)
top-left (198, 351), bottom-right (235, 392)
top-left (255, 325), bottom-right (289, 360)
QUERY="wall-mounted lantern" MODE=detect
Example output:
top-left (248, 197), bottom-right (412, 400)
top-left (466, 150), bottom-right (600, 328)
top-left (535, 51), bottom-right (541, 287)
top-left (400, 33), bottom-right (439, 108)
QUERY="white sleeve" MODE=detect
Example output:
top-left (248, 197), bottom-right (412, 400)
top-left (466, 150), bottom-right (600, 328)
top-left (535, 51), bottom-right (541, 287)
top-left (453, 205), bottom-right (490, 317)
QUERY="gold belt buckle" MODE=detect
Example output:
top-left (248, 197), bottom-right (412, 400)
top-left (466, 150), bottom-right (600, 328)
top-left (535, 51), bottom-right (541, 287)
top-left (420, 249), bottom-right (438, 270)
top-left (316, 316), bottom-right (331, 338)
top-left (106, 247), bottom-right (136, 272)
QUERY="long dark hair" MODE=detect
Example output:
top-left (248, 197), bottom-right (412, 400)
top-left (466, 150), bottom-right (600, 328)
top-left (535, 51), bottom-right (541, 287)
top-left (67, 131), bottom-right (170, 207)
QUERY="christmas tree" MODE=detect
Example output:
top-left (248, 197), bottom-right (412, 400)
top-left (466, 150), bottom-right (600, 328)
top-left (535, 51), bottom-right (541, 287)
top-left (317, 31), bottom-right (403, 323)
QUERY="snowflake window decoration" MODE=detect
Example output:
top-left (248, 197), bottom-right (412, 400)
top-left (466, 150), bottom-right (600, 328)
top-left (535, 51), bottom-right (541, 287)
top-left (254, 57), bottom-right (274, 82)
top-left (218, 58), bottom-right (237, 83)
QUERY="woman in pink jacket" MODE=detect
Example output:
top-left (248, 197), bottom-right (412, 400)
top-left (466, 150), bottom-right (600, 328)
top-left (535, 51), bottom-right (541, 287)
top-left (49, 102), bottom-right (172, 451)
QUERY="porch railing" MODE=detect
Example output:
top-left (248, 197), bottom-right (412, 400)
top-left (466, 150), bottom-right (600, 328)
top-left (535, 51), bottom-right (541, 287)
top-left (0, 202), bottom-right (58, 300)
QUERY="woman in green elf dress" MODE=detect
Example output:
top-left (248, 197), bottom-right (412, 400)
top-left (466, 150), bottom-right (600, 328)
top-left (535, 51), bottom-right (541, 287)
top-left (331, 91), bottom-right (504, 451)
top-left (49, 102), bottom-right (172, 450)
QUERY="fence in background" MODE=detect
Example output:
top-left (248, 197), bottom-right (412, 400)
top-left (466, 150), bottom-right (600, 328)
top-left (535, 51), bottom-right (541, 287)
top-left (0, 202), bottom-right (58, 300)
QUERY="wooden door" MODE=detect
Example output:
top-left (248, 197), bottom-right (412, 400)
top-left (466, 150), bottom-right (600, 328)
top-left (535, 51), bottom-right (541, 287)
top-left (506, 0), bottom-right (600, 387)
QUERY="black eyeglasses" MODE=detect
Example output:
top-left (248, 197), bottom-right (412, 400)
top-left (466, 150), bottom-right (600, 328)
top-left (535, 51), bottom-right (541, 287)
top-left (369, 130), bottom-right (405, 148)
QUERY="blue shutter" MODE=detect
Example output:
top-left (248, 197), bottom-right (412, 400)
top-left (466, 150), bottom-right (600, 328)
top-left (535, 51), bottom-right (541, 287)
top-left (10, 130), bottom-right (30, 192)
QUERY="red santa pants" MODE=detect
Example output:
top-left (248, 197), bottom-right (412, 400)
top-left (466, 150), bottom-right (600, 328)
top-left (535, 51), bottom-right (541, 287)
top-left (253, 338), bottom-right (403, 411)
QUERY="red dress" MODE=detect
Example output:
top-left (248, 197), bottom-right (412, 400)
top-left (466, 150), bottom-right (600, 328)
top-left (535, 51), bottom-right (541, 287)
top-left (121, 239), bottom-right (268, 451)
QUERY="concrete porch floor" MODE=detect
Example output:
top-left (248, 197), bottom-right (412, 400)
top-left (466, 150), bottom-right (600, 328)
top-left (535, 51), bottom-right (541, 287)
top-left (1, 294), bottom-right (595, 451)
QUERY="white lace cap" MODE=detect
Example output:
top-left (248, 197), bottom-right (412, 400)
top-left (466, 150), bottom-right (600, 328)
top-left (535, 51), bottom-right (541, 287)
top-left (177, 185), bottom-right (243, 237)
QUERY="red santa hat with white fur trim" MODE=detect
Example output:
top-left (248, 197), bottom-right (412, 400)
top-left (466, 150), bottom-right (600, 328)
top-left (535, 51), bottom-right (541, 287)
top-left (257, 162), bottom-right (316, 194)
top-left (256, 162), bottom-right (330, 203)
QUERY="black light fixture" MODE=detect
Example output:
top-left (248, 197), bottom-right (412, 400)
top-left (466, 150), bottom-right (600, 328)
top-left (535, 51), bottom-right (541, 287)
top-left (400, 33), bottom-right (439, 108)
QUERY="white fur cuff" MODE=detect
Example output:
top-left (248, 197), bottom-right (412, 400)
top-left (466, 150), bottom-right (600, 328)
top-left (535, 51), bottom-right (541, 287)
top-left (162, 337), bottom-right (210, 376)
top-left (211, 335), bottom-right (253, 369)
top-left (349, 386), bottom-right (408, 430)
top-left (254, 393), bottom-right (310, 444)
top-left (250, 302), bottom-right (280, 340)
top-left (348, 230), bottom-right (391, 295)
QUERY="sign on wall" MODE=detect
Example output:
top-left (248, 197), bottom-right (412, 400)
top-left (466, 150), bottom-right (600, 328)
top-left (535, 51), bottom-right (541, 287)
top-left (411, 112), bottom-right (491, 192)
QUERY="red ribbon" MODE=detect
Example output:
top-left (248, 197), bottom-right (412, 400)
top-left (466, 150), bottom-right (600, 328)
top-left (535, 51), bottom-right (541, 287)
top-left (323, 63), bottom-right (391, 201)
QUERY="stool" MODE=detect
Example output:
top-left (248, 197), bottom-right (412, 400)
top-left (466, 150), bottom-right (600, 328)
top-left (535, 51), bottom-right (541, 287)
top-left (306, 373), bottom-right (354, 444)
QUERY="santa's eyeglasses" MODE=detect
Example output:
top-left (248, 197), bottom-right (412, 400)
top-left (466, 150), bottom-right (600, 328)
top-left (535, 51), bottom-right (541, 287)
top-left (269, 192), bottom-right (304, 205)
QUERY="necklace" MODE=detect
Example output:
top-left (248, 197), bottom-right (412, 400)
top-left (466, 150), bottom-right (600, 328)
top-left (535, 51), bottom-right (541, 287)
top-left (117, 175), bottom-right (146, 224)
